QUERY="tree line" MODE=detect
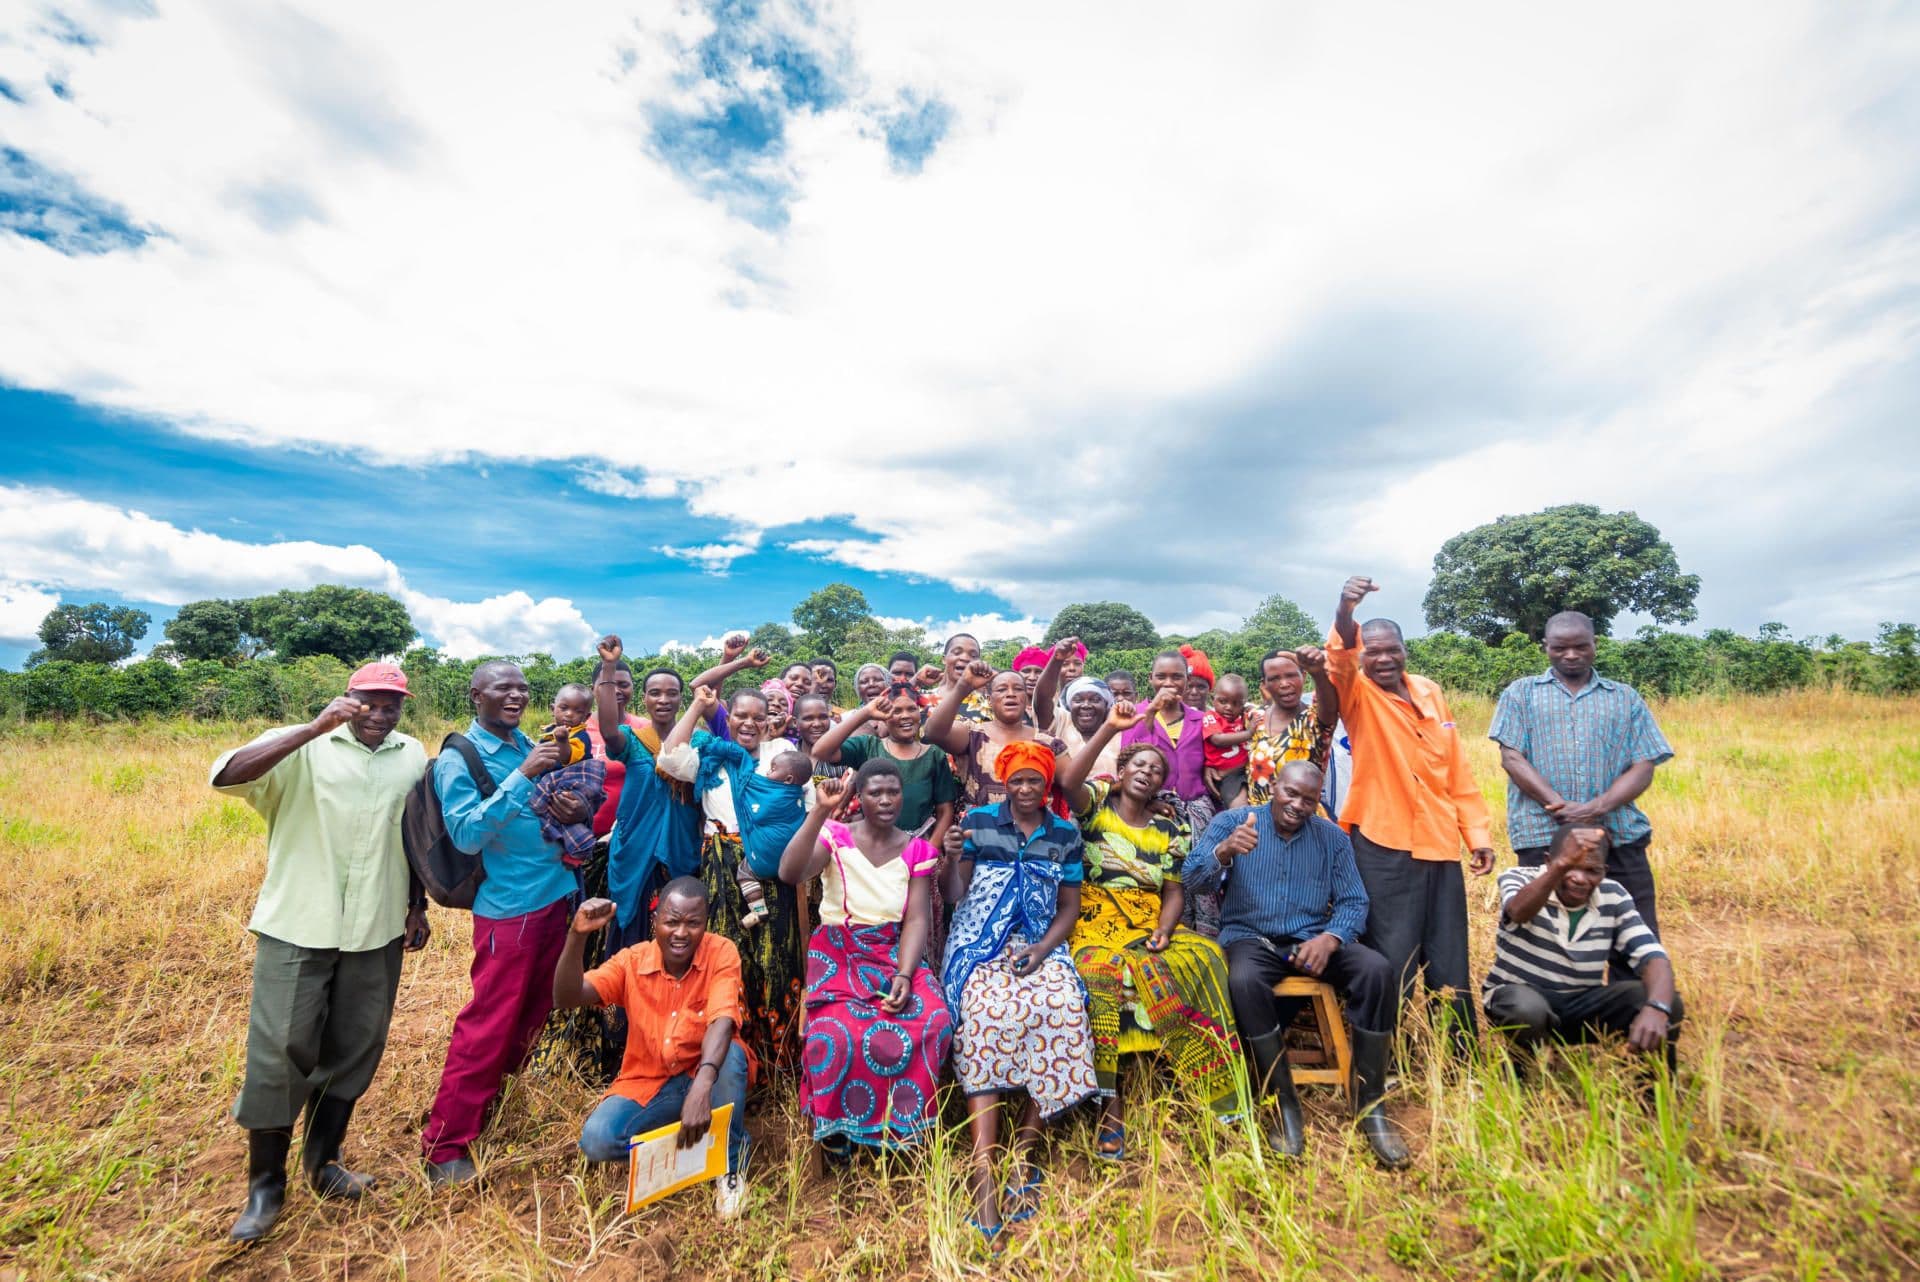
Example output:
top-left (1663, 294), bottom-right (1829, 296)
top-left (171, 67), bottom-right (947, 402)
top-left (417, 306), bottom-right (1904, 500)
top-left (4, 504), bottom-right (1916, 722)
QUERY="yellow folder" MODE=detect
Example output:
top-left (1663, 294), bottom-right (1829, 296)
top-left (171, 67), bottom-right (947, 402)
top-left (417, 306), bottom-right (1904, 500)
top-left (625, 1102), bottom-right (732, 1212)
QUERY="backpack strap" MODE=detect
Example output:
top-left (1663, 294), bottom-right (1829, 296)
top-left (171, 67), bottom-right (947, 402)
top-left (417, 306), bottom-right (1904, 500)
top-left (440, 732), bottom-right (497, 799)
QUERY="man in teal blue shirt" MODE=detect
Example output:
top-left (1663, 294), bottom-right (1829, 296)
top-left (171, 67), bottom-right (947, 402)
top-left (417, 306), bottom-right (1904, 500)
top-left (419, 661), bottom-right (591, 1186)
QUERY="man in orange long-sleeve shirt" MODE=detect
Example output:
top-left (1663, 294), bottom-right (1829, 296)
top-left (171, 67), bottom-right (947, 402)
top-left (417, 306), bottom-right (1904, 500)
top-left (1326, 575), bottom-right (1494, 1056)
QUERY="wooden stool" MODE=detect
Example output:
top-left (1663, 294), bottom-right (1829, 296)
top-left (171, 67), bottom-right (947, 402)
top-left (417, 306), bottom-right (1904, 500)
top-left (1271, 976), bottom-right (1351, 1089)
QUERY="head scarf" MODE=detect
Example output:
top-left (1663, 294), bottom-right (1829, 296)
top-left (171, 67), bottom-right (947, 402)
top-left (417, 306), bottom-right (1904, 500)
top-left (1179, 644), bottom-right (1216, 687)
top-left (1062, 676), bottom-right (1115, 711)
top-left (759, 677), bottom-right (791, 700)
top-left (993, 740), bottom-right (1057, 791)
top-left (1012, 645), bottom-right (1052, 672)
top-left (1052, 639), bottom-right (1089, 661)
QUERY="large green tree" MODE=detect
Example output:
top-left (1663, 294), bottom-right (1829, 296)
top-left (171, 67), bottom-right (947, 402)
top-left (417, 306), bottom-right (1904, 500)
top-left (790, 583), bottom-right (873, 657)
top-left (163, 599), bottom-right (247, 662)
top-left (28, 602), bottom-right (151, 666)
top-left (247, 585), bottom-right (416, 662)
top-left (1238, 593), bottom-right (1321, 652)
top-left (1423, 504), bottom-right (1701, 642)
top-left (1043, 601), bottom-right (1159, 651)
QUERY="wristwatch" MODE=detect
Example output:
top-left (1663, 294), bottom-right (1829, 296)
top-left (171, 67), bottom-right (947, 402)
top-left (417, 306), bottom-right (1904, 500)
top-left (1643, 999), bottom-right (1674, 1017)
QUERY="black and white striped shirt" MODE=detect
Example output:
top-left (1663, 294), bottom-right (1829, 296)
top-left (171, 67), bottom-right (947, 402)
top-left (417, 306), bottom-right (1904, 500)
top-left (1484, 865), bottom-right (1665, 994)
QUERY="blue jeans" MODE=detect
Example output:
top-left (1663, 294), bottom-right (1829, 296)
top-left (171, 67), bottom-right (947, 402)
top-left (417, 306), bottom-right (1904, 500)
top-left (578, 1043), bottom-right (750, 1172)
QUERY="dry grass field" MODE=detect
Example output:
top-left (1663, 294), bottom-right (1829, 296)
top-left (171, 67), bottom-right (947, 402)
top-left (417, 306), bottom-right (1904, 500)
top-left (1, 690), bottom-right (1916, 1280)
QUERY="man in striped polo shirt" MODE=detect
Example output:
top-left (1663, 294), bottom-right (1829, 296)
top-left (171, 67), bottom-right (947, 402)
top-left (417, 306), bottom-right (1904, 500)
top-left (1484, 827), bottom-right (1681, 1072)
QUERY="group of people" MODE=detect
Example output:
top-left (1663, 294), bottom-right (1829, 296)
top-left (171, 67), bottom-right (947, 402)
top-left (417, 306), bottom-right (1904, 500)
top-left (210, 575), bottom-right (1682, 1248)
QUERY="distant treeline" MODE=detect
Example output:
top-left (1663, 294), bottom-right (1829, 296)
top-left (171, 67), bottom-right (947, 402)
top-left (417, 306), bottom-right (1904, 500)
top-left (3, 622), bottom-right (1914, 725)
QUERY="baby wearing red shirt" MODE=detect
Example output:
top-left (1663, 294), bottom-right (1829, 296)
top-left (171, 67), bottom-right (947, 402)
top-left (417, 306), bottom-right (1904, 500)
top-left (1202, 673), bottom-right (1253, 806)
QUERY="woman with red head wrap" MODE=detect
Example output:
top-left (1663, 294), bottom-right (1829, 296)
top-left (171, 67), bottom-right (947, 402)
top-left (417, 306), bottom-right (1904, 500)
top-left (941, 740), bottom-right (1096, 1246)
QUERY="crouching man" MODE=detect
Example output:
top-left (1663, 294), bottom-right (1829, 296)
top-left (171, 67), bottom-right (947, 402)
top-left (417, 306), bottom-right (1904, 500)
top-left (1483, 827), bottom-right (1681, 1074)
top-left (553, 881), bottom-right (754, 1217)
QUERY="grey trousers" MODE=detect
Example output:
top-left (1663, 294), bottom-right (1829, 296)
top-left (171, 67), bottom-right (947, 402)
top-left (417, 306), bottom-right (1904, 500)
top-left (1350, 829), bottom-right (1478, 1040)
top-left (233, 932), bottom-right (404, 1129)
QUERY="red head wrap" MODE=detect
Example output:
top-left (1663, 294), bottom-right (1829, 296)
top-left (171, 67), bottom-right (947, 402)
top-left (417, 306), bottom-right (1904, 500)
top-left (1179, 644), bottom-right (1215, 686)
top-left (1012, 645), bottom-right (1052, 672)
top-left (993, 740), bottom-right (1057, 791)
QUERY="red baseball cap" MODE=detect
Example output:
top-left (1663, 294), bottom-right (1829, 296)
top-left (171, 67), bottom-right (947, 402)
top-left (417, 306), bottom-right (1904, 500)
top-left (348, 661), bottom-right (413, 697)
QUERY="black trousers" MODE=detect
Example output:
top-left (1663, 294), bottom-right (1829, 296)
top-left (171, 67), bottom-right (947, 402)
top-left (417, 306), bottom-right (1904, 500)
top-left (1483, 979), bottom-right (1683, 1048)
top-left (1350, 829), bottom-right (1476, 1037)
top-left (1224, 935), bottom-right (1394, 1038)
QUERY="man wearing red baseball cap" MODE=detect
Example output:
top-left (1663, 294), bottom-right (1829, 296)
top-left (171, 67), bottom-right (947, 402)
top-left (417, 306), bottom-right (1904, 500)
top-left (209, 660), bottom-right (429, 1244)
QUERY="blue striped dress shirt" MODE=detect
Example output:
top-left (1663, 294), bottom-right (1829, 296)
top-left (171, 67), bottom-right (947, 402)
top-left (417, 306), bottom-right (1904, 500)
top-left (1488, 670), bottom-right (1674, 848)
top-left (1183, 805), bottom-right (1370, 951)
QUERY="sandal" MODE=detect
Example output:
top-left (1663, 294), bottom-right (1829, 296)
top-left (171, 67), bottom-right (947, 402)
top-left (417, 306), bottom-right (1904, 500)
top-left (1096, 1122), bottom-right (1126, 1162)
top-left (967, 1216), bottom-right (1006, 1252)
top-left (1003, 1166), bottom-right (1043, 1222)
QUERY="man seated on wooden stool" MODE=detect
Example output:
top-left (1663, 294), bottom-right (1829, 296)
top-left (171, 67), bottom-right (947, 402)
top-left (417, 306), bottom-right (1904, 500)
top-left (1483, 827), bottom-right (1681, 1077)
top-left (553, 879), bottom-right (754, 1218)
top-left (1185, 762), bottom-right (1408, 1168)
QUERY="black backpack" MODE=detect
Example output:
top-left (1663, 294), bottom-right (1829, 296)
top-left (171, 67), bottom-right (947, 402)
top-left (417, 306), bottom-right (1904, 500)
top-left (402, 733), bottom-right (493, 910)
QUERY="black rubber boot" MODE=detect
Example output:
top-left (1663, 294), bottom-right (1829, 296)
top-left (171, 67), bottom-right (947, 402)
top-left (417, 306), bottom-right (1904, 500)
top-left (1351, 1028), bottom-right (1410, 1170)
top-left (302, 1094), bottom-right (375, 1200)
top-left (228, 1128), bottom-right (292, 1243)
top-left (1245, 1030), bottom-right (1305, 1158)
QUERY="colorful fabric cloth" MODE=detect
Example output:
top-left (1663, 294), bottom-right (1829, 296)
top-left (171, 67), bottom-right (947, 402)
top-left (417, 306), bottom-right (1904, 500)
top-left (1488, 670), bottom-right (1675, 848)
top-left (955, 728), bottom-right (1069, 810)
top-left (943, 803), bottom-right (1094, 1114)
top-left (1244, 704), bottom-right (1334, 805)
top-left (1324, 628), bottom-right (1492, 860)
top-left (699, 829), bottom-right (805, 1076)
top-left (802, 922), bottom-right (953, 1147)
top-left (583, 714), bottom-right (646, 837)
top-left (531, 758), bottom-right (607, 868)
top-left (1071, 782), bottom-right (1242, 1117)
top-left (951, 942), bottom-right (1098, 1117)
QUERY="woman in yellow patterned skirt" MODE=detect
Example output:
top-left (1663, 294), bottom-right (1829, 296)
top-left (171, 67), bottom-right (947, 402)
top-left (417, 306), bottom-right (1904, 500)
top-left (1058, 702), bottom-right (1246, 1159)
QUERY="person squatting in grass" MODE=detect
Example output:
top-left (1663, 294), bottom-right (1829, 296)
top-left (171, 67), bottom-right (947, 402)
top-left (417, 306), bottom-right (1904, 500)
top-left (555, 880), bottom-right (755, 1219)
top-left (1188, 761), bottom-right (1410, 1168)
top-left (419, 661), bottom-right (594, 1187)
top-left (1482, 826), bottom-right (1681, 1075)
top-left (209, 662), bottom-right (430, 1243)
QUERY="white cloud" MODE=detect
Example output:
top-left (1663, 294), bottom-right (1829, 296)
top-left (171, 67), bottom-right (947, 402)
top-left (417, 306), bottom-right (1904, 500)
top-left (0, 581), bottom-right (62, 643)
top-left (657, 533), bottom-right (763, 574)
top-left (876, 612), bottom-right (1050, 647)
top-left (576, 466), bottom-right (679, 501)
top-left (0, 2), bottom-right (1916, 636)
top-left (0, 484), bottom-right (596, 658)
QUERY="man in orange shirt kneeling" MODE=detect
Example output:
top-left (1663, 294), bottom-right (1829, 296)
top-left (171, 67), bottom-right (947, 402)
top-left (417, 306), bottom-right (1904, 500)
top-left (554, 879), bottom-right (754, 1217)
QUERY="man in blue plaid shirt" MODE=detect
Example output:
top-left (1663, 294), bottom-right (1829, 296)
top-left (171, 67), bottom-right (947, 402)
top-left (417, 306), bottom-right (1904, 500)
top-left (1489, 611), bottom-right (1674, 950)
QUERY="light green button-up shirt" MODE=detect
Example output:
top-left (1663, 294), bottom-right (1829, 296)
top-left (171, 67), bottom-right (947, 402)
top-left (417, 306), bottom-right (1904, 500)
top-left (211, 723), bottom-right (428, 952)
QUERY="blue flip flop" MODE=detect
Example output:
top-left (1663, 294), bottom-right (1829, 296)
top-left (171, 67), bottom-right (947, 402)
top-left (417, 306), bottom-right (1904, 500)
top-left (967, 1216), bottom-right (1006, 1252)
top-left (1096, 1122), bottom-right (1127, 1162)
top-left (1003, 1166), bottom-right (1043, 1221)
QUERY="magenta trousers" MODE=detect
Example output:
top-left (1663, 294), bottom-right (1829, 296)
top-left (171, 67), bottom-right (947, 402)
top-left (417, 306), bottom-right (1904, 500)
top-left (420, 898), bottom-right (571, 1163)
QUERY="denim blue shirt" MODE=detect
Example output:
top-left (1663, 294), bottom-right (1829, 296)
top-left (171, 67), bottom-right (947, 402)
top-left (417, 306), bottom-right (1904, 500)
top-left (1184, 806), bottom-right (1369, 951)
top-left (1489, 670), bottom-right (1674, 848)
top-left (437, 720), bottom-right (575, 920)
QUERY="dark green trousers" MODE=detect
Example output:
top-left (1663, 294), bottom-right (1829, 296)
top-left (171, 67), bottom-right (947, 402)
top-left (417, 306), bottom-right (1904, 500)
top-left (233, 933), bottom-right (403, 1129)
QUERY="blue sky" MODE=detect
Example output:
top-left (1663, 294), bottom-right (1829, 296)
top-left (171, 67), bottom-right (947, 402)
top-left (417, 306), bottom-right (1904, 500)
top-left (1, 1), bottom-right (1917, 668)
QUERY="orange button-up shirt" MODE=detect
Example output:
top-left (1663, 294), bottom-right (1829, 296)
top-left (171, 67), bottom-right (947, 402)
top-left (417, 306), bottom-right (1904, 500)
top-left (586, 931), bottom-right (749, 1105)
top-left (1325, 627), bottom-right (1493, 861)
